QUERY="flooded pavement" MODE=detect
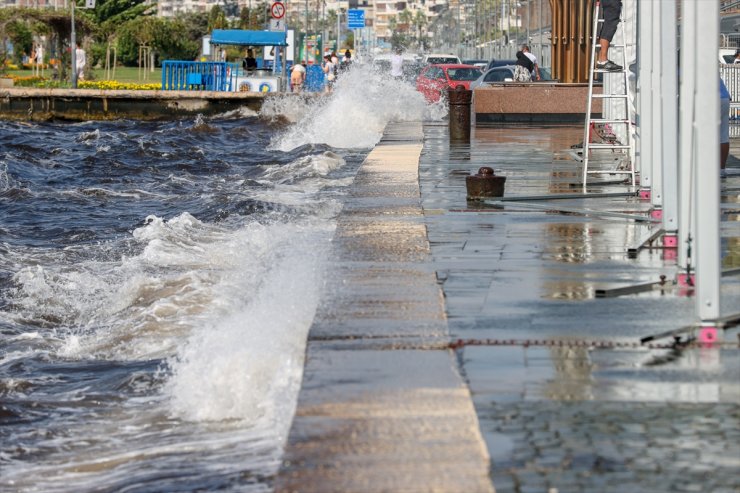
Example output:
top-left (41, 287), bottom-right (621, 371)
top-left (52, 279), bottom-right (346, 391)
top-left (420, 123), bottom-right (740, 493)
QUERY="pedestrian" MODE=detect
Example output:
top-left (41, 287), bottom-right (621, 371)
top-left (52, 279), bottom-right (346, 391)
top-left (513, 49), bottom-right (533, 82)
top-left (521, 45), bottom-right (541, 81)
top-left (720, 77), bottom-right (730, 178)
top-left (330, 51), bottom-right (339, 68)
top-left (291, 61), bottom-right (306, 93)
top-left (75, 43), bottom-right (86, 81)
top-left (596, 0), bottom-right (623, 72)
top-left (35, 43), bottom-right (44, 76)
top-left (340, 49), bottom-right (352, 73)
top-left (322, 54), bottom-right (336, 92)
top-left (243, 48), bottom-right (257, 71)
top-left (390, 47), bottom-right (404, 80)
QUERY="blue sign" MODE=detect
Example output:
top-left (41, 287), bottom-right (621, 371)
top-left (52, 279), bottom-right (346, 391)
top-left (347, 9), bottom-right (365, 29)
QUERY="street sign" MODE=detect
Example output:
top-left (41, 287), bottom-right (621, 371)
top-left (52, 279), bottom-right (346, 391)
top-left (269, 19), bottom-right (285, 31)
top-left (85, 0), bottom-right (95, 7)
top-left (347, 9), bottom-right (365, 29)
top-left (271, 2), bottom-right (285, 19)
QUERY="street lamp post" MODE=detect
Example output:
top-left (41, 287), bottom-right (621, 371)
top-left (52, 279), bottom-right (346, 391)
top-left (71, 1), bottom-right (77, 89)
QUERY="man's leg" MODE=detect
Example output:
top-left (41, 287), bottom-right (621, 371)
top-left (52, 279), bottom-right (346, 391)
top-left (597, 0), bottom-right (622, 70)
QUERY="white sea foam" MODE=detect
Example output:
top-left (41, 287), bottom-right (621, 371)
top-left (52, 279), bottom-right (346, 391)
top-left (267, 64), bottom-right (431, 151)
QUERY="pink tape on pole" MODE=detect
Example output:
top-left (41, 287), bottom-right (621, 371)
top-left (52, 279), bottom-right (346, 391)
top-left (663, 235), bottom-right (678, 248)
top-left (698, 327), bottom-right (718, 344)
top-left (639, 189), bottom-right (651, 200)
top-left (676, 273), bottom-right (695, 287)
top-left (650, 209), bottom-right (663, 220)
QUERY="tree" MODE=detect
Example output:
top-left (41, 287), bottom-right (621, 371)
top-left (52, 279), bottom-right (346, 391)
top-left (90, 0), bottom-right (152, 26)
top-left (398, 9), bottom-right (413, 33)
top-left (413, 10), bottom-right (427, 48)
top-left (208, 5), bottom-right (228, 31)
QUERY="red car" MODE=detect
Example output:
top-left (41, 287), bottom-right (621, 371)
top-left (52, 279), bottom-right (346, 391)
top-left (415, 64), bottom-right (483, 102)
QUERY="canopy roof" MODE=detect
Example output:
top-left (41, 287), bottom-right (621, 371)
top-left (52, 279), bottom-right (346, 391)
top-left (210, 30), bottom-right (288, 47)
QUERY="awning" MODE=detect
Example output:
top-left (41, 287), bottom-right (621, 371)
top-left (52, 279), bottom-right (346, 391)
top-left (210, 30), bottom-right (288, 47)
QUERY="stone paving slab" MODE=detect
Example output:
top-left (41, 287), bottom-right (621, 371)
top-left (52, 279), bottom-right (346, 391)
top-left (419, 123), bottom-right (740, 493)
top-left (275, 122), bottom-right (494, 493)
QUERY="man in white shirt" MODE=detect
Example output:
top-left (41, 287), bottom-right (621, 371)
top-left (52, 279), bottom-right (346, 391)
top-left (75, 44), bottom-right (86, 81)
top-left (390, 47), bottom-right (404, 80)
top-left (521, 45), bottom-right (540, 81)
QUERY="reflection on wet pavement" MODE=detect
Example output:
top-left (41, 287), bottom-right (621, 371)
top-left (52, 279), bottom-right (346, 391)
top-left (420, 123), bottom-right (740, 493)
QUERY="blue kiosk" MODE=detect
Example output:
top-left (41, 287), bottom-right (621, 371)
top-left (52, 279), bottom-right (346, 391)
top-left (162, 30), bottom-right (289, 93)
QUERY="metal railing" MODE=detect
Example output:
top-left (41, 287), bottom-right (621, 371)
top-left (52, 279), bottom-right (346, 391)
top-left (161, 61), bottom-right (237, 91)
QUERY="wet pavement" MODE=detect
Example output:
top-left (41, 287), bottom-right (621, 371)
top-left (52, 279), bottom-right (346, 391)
top-left (421, 123), bottom-right (740, 493)
top-left (277, 122), bottom-right (740, 493)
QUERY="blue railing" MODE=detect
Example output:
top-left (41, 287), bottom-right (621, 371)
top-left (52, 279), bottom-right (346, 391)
top-left (161, 61), bottom-right (238, 91)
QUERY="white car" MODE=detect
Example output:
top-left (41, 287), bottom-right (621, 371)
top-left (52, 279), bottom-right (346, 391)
top-left (422, 53), bottom-right (461, 65)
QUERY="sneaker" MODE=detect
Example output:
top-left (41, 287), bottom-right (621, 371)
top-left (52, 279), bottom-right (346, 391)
top-left (596, 60), bottom-right (623, 72)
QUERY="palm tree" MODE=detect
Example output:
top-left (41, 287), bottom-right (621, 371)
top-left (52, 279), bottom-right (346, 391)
top-left (398, 9), bottom-right (413, 34)
top-left (388, 15), bottom-right (397, 40)
top-left (413, 9), bottom-right (427, 49)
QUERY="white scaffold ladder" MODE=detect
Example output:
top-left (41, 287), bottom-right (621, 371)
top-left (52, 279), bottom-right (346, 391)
top-left (582, 0), bottom-right (635, 187)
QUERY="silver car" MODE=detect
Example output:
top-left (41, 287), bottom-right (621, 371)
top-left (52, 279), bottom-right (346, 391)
top-left (470, 65), bottom-right (554, 90)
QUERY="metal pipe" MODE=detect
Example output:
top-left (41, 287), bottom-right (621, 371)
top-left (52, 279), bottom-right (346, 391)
top-left (678, 0), bottom-right (696, 269)
top-left (694, 0), bottom-right (721, 323)
top-left (660, 0), bottom-right (678, 237)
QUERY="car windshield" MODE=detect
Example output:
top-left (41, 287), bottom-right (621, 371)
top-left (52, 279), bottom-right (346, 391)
top-left (447, 67), bottom-right (483, 81)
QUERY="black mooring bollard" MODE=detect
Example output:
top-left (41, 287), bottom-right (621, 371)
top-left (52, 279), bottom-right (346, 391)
top-left (448, 87), bottom-right (472, 141)
top-left (466, 167), bottom-right (506, 200)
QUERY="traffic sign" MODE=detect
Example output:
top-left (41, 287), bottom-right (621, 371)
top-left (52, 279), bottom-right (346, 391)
top-left (85, 0), bottom-right (95, 7)
top-left (271, 2), bottom-right (285, 19)
top-left (347, 9), bottom-right (365, 29)
top-left (269, 19), bottom-right (285, 31)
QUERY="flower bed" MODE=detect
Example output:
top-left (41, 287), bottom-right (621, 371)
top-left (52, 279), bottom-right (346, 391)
top-left (78, 80), bottom-right (160, 91)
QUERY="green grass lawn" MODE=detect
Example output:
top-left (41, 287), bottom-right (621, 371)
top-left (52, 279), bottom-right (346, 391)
top-left (5, 66), bottom-right (162, 84)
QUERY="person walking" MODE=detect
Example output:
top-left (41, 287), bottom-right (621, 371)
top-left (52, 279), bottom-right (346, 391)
top-left (596, 0), bottom-right (623, 72)
top-left (322, 54), bottom-right (336, 92)
top-left (290, 62), bottom-right (306, 93)
top-left (721, 78), bottom-right (731, 178)
top-left (36, 43), bottom-right (44, 76)
top-left (513, 49), bottom-right (534, 82)
top-left (521, 45), bottom-right (541, 81)
top-left (75, 43), bottom-right (86, 81)
top-left (390, 47), bottom-right (404, 80)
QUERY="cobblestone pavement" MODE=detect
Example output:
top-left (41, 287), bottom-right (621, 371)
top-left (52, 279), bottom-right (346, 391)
top-left (419, 123), bottom-right (740, 493)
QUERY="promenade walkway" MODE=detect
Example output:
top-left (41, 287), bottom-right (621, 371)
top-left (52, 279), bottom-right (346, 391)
top-left (276, 121), bottom-right (740, 493)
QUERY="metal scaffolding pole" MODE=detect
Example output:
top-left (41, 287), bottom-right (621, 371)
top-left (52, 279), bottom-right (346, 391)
top-left (659, 0), bottom-right (678, 237)
top-left (678, 0), bottom-right (697, 270)
top-left (693, 0), bottom-right (721, 324)
top-left (650, 1), bottom-right (663, 211)
top-left (636, 0), bottom-right (653, 194)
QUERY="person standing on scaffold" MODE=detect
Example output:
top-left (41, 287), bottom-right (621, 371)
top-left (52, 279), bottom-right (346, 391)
top-left (596, 0), bottom-right (623, 72)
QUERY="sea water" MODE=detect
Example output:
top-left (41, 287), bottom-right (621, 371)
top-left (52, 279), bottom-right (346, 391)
top-left (0, 66), bottom-right (440, 492)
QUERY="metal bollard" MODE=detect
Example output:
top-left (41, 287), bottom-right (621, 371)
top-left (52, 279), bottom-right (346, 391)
top-left (466, 166), bottom-right (506, 200)
top-left (448, 87), bottom-right (472, 141)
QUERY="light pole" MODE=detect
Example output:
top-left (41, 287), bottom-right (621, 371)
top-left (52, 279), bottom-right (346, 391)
top-left (71, 1), bottom-right (77, 89)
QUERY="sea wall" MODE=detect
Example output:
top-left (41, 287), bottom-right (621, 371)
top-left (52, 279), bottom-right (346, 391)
top-left (0, 88), bottom-right (275, 121)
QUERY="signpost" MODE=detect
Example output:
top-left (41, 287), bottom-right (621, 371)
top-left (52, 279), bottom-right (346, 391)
top-left (347, 9), bottom-right (365, 29)
top-left (271, 2), bottom-right (285, 19)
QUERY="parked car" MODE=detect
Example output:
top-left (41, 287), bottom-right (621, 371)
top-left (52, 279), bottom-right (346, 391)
top-left (372, 55), bottom-right (426, 84)
top-left (462, 58), bottom-right (488, 69)
top-left (422, 53), bottom-right (462, 65)
top-left (469, 65), bottom-right (555, 90)
top-left (416, 64), bottom-right (483, 102)
top-left (484, 58), bottom-right (517, 71)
